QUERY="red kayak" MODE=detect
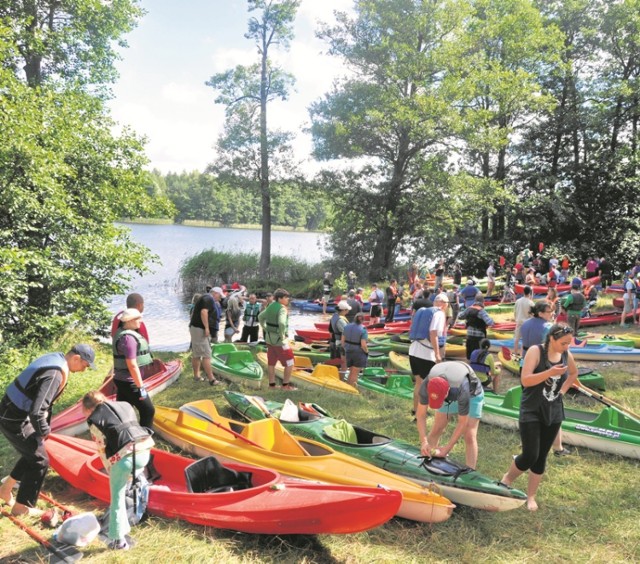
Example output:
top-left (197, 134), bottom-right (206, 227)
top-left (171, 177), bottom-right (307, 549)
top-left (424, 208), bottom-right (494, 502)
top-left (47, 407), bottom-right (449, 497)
top-left (51, 359), bottom-right (182, 436)
top-left (557, 308), bottom-right (640, 327)
top-left (314, 320), bottom-right (411, 332)
top-left (515, 276), bottom-right (600, 295)
top-left (45, 434), bottom-right (401, 535)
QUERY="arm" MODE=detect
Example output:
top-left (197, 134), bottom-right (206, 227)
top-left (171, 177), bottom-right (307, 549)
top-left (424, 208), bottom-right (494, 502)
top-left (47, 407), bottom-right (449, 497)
top-left (29, 370), bottom-right (63, 437)
top-left (436, 414), bottom-right (469, 456)
top-left (200, 307), bottom-right (210, 337)
top-left (278, 307), bottom-right (289, 346)
top-left (125, 358), bottom-right (144, 389)
top-left (561, 352), bottom-right (579, 394)
top-left (521, 346), bottom-right (567, 387)
top-left (481, 310), bottom-right (495, 327)
top-left (416, 402), bottom-right (431, 455)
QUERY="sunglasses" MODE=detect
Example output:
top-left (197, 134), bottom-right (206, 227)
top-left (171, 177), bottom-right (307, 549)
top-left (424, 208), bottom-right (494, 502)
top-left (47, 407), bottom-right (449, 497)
top-left (551, 326), bottom-right (573, 338)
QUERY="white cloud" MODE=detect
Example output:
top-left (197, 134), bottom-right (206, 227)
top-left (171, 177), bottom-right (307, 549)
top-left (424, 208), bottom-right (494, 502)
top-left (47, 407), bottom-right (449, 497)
top-left (161, 82), bottom-right (202, 104)
top-left (209, 47), bottom-right (257, 72)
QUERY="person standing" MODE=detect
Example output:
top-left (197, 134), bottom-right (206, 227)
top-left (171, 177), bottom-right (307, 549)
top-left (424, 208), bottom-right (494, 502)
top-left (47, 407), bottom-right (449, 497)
top-left (111, 293), bottom-right (149, 343)
top-left (188, 287), bottom-right (223, 385)
top-left (385, 279), bottom-right (399, 322)
top-left (368, 283), bottom-right (384, 325)
top-left (434, 260), bottom-right (445, 291)
top-left (457, 294), bottom-right (495, 359)
top-left (224, 293), bottom-right (244, 342)
top-left (585, 256), bottom-right (598, 279)
top-left (459, 279), bottom-right (480, 309)
top-left (329, 300), bottom-right (351, 370)
top-left (342, 313), bottom-right (369, 387)
top-left (416, 360), bottom-right (485, 469)
top-left (258, 288), bottom-right (297, 390)
top-left (0, 345), bottom-right (95, 516)
top-left (562, 283), bottom-right (586, 334)
top-left (633, 273), bottom-right (640, 325)
top-left (407, 263), bottom-right (420, 293)
top-left (240, 293), bottom-right (262, 342)
top-left (500, 324), bottom-right (579, 511)
top-left (345, 289), bottom-right (362, 323)
top-left (621, 272), bottom-right (634, 327)
top-left (598, 257), bottom-right (613, 289)
top-left (347, 271), bottom-right (357, 292)
top-left (113, 309), bottom-right (158, 428)
top-left (321, 272), bottom-right (333, 315)
top-left (83, 391), bottom-right (155, 551)
top-left (486, 261), bottom-right (496, 297)
top-left (409, 294), bottom-right (449, 418)
top-left (513, 286), bottom-right (535, 357)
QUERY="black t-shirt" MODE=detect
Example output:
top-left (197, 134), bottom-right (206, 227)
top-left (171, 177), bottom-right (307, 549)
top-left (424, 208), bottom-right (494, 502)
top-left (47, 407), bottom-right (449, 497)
top-left (189, 293), bottom-right (218, 331)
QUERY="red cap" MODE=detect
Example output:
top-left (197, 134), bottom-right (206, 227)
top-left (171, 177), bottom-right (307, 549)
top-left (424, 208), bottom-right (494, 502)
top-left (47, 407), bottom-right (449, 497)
top-left (427, 377), bottom-right (450, 409)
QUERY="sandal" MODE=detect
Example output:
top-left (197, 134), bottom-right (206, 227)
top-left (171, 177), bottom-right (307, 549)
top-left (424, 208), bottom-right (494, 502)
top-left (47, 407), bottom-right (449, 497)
top-left (281, 383), bottom-right (298, 391)
top-left (193, 376), bottom-right (205, 382)
top-left (209, 378), bottom-right (221, 386)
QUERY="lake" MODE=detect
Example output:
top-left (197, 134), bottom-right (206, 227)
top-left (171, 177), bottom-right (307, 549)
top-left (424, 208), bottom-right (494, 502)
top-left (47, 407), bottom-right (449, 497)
top-left (108, 223), bottom-right (329, 351)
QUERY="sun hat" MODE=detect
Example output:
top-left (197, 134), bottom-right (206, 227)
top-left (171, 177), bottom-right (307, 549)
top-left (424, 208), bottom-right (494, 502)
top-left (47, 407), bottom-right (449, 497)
top-left (427, 377), bottom-right (450, 409)
top-left (210, 286), bottom-right (224, 295)
top-left (336, 300), bottom-right (352, 311)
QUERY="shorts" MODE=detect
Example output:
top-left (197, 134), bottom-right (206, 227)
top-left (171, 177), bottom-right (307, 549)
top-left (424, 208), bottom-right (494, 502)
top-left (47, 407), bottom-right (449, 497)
top-left (321, 293), bottom-right (331, 303)
top-left (370, 305), bottom-right (382, 317)
top-left (438, 392), bottom-right (484, 419)
top-left (189, 326), bottom-right (212, 358)
top-left (409, 356), bottom-right (435, 380)
top-left (266, 344), bottom-right (295, 367)
top-left (346, 349), bottom-right (368, 369)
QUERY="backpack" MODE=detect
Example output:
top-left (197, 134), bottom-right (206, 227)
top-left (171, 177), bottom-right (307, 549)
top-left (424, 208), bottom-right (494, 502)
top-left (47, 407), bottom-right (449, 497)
top-left (409, 307), bottom-right (445, 347)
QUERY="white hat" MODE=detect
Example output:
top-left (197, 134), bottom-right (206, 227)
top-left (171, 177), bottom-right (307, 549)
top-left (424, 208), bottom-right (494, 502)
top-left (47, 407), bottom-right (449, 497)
top-left (466, 278), bottom-right (475, 285)
top-left (336, 300), bottom-right (352, 311)
top-left (120, 308), bottom-right (142, 322)
top-left (210, 286), bottom-right (224, 295)
top-left (434, 294), bottom-right (449, 303)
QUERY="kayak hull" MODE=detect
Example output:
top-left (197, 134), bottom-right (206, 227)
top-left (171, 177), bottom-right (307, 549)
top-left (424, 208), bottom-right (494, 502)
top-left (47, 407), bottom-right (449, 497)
top-left (153, 401), bottom-right (455, 523)
top-left (211, 343), bottom-right (263, 389)
top-left (45, 434), bottom-right (401, 535)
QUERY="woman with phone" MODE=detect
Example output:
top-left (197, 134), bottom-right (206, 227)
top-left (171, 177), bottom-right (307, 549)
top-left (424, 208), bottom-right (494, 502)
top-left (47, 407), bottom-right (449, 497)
top-left (500, 324), bottom-right (579, 511)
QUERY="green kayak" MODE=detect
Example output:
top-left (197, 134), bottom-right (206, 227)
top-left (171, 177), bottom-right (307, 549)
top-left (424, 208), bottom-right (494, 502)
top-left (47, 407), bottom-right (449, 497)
top-left (210, 343), bottom-right (263, 389)
top-left (357, 367), bottom-right (414, 400)
top-left (223, 391), bottom-right (527, 511)
top-left (482, 386), bottom-right (640, 459)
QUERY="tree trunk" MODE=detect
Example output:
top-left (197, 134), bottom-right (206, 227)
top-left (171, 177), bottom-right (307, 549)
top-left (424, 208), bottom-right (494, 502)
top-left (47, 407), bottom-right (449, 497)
top-left (258, 37), bottom-right (271, 277)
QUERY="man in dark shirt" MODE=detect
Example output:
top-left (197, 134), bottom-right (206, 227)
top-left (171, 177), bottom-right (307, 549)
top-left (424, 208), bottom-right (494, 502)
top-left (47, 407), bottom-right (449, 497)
top-left (188, 286), bottom-right (223, 384)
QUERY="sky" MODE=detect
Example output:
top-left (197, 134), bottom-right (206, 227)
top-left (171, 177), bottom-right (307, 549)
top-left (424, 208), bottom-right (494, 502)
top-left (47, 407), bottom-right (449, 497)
top-left (108, 0), bottom-right (352, 174)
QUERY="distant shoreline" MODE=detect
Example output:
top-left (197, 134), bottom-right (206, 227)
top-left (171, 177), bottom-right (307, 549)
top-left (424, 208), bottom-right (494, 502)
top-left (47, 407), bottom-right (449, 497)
top-left (119, 218), bottom-right (328, 234)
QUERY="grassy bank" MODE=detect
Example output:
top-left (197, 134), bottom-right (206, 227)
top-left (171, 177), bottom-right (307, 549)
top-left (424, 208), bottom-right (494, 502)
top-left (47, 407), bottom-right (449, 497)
top-left (1, 336), bottom-right (640, 562)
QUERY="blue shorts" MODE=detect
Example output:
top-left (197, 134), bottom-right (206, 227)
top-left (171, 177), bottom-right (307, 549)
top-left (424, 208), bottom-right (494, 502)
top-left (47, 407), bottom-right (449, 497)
top-left (438, 392), bottom-right (484, 419)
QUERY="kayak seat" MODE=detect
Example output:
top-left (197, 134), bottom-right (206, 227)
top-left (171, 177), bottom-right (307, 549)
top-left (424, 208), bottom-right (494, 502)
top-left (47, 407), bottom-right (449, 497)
top-left (311, 364), bottom-right (340, 381)
top-left (212, 343), bottom-right (237, 355)
top-left (241, 418), bottom-right (309, 456)
top-left (185, 456), bottom-right (253, 494)
top-left (225, 350), bottom-right (255, 366)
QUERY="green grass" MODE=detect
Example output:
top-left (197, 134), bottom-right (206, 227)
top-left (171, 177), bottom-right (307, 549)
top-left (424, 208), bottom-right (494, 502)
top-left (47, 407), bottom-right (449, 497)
top-left (1, 345), bottom-right (640, 563)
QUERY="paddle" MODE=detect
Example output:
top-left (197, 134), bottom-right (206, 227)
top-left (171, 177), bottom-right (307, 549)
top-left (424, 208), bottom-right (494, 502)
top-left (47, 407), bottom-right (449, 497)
top-left (179, 405), bottom-right (263, 448)
top-left (573, 383), bottom-right (640, 424)
top-left (1, 507), bottom-right (82, 563)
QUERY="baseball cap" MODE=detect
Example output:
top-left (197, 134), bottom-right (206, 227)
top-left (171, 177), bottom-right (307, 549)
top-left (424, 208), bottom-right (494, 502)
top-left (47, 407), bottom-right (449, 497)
top-left (71, 344), bottom-right (96, 369)
top-left (210, 286), bottom-right (224, 295)
top-left (427, 377), bottom-right (450, 409)
top-left (336, 300), bottom-right (352, 311)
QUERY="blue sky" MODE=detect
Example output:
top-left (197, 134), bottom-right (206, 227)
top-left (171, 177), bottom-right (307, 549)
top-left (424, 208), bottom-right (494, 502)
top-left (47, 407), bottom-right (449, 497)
top-left (108, 0), bottom-right (350, 174)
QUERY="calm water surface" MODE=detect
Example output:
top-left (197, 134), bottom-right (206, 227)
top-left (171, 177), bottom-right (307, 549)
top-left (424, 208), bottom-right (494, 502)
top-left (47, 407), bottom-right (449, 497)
top-left (108, 223), bottom-right (329, 351)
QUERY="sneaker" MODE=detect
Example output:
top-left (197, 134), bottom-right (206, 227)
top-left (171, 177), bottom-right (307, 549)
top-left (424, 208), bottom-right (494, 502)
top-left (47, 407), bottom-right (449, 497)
top-left (281, 383), bottom-right (298, 391)
top-left (554, 447), bottom-right (572, 457)
top-left (108, 539), bottom-right (129, 551)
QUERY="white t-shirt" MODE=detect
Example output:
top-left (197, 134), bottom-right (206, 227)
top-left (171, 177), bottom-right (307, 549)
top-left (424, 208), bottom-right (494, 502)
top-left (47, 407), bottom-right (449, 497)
top-left (408, 309), bottom-right (446, 361)
top-left (514, 296), bottom-right (535, 324)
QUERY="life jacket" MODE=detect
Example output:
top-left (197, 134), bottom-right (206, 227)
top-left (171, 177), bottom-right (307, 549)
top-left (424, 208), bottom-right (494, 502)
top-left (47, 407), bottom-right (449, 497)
top-left (262, 301), bottom-right (287, 343)
top-left (112, 329), bottom-right (152, 371)
top-left (243, 302), bottom-right (261, 325)
top-left (635, 280), bottom-right (640, 298)
top-left (343, 323), bottom-right (365, 349)
top-left (409, 307), bottom-right (445, 347)
top-left (370, 289), bottom-right (384, 305)
top-left (465, 306), bottom-right (487, 332)
top-left (565, 292), bottom-right (585, 313)
top-left (469, 349), bottom-right (490, 374)
top-left (330, 313), bottom-right (347, 339)
top-left (87, 401), bottom-right (152, 458)
top-left (5, 353), bottom-right (67, 413)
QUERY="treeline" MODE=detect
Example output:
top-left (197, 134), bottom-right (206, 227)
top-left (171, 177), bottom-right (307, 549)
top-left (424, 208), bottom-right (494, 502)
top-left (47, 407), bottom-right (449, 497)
top-left (306, 0), bottom-right (640, 280)
top-left (147, 170), bottom-right (331, 231)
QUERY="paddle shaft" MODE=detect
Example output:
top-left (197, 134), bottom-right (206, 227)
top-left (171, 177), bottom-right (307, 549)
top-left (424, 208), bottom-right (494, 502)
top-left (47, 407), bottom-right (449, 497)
top-left (575, 384), bottom-right (640, 423)
top-left (1, 508), bottom-right (82, 563)
top-left (39, 491), bottom-right (75, 519)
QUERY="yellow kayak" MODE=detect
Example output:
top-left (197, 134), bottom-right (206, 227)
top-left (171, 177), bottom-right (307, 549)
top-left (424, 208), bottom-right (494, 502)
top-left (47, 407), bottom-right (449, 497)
top-left (498, 349), bottom-right (520, 375)
top-left (153, 400), bottom-right (455, 524)
top-left (255, 352), bottom-right (359, 395)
